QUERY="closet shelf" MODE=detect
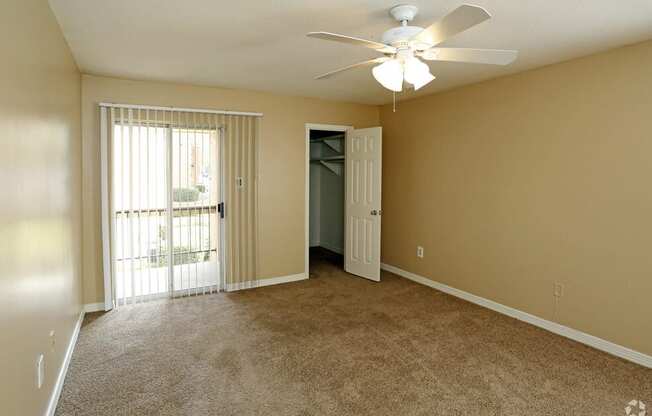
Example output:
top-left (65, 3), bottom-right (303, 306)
top-left (310, 134), bottom-right (344, 143)
top-left (312, 160), bottom-right (344, 176)
top-left (311, 135), bottom-right (344, 153)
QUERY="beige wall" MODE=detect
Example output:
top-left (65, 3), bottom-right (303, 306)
top-left (0, 0), bottom-right (82, 415)
top-left (81, 75), bottom-right (379, 304)
top-left (2, 2), bottom-right (648, 413)
top-left (380, 40), bottom-right (652, 356)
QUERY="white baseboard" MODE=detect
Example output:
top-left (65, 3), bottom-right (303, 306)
top-left (310, 240), bottom-right (320, 247)
top-left (83, 302), bottom-right (105, 313)
top-left (45, 310), bottom-right (84, 416)
top-left (226, 272), bottom-right (308, 292)
top-left (381, 263), bottom-right (652, 369)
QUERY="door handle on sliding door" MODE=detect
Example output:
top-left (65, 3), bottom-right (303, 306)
top-left (218, 202), bottom-right (225, 219)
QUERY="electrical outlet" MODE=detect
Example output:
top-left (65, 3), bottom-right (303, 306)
top-left (553, 283), bottom-right (564, 298)
top-left (36, 354), bottom-right (44, 389)
top-left (416, 246), bottom-right (424, 258)
top-left (49, 330), bottom-right (56, 352)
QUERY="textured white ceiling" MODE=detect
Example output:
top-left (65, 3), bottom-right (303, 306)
top-left (49, 0), bottom-right (652, 105)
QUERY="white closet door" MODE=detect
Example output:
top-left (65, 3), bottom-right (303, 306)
top-left (344, 127), bottom-right (382, 281)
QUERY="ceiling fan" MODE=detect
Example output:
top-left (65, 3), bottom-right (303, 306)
top-left (307, 4), bottom-right (518, 92)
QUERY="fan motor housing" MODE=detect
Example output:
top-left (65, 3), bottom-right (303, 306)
top-left (381, 26), bottom-right (426, 49)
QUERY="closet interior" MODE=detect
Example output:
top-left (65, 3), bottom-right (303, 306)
top-left (309, 129), bottom-right (345, 269)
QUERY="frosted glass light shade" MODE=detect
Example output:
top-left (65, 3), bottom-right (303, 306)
top-left (404, 57), bottom-right (435, 90)
top-left (372, 59), bottom-right (403, 92)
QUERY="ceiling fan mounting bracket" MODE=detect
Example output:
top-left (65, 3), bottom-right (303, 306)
top-left (389, 4), bottom-right (419, 24)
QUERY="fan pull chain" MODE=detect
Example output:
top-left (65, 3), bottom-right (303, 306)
top-left (393, 91), bottom-right (396, 112)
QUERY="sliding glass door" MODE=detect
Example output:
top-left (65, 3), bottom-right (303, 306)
top-left (101, 105), bottom-right (260, 307)
top-left (110, 113), bottom-right (222, 305)
top-left (169, 126), bottom-right (220, 296)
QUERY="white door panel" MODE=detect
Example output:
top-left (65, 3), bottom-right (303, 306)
top-left (345, 127), bottom-right (382, 281)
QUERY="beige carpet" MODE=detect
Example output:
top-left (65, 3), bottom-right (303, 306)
top-left (56, 250), bottom-right (650, 415)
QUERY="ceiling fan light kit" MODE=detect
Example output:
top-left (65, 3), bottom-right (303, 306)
top-left (373, 47), bottom-right (436, 92)
top-left (307, 3), bottom-right (518, 95)
top-left (372, 59), bottom-right (404, 92)
top-left (403, 57), bottom-right (435, 90)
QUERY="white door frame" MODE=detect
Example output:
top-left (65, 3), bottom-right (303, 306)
top-left (305, 123), bottom-right (352, 277)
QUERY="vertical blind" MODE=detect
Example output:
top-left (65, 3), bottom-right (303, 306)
top-left (222, 114), bottom-right (259, 291)
top-left (100, 104), bottom-right (261, 308)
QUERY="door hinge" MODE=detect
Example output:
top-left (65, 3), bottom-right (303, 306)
top-left (218, 202), bottom-right (225, 219)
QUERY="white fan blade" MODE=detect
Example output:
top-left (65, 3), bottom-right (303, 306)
top-left (412, 4), bottom-right (491, 47)
top-left (315, 57), bottom-right (389, 80)
top-left (421, 48), bottom-right (518, 65)
top-left (307, 32), bottom-right (395, 53)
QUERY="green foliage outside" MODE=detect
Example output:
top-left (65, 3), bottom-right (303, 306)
top-left (149, 246), bottom-right (206, 267)
top-left (173, 187), bottom-right (200, 202)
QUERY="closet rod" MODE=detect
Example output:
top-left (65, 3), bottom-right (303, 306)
top-left (310, 160), bottom-right (344, 164)
top-left (310, 156), bottom-right (344, 162)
